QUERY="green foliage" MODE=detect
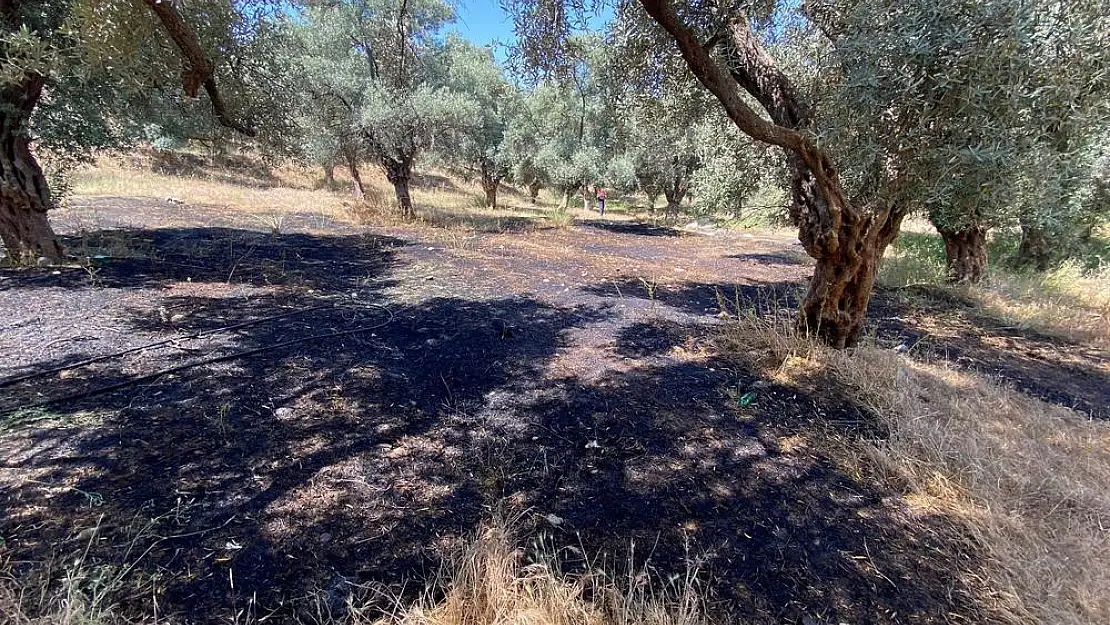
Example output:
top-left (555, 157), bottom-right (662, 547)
top-left (285, 0), bottom-right (463, 176)
top-left (2, 0), bottom-right (296, 163)
top-left (690, 114), bottom-right (778, 217)
top-left (432, 37), bottom-right (521, 187)
top-left (816, 0), bottom-right (1110, 251)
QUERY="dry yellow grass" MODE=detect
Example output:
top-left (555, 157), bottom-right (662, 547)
top-left (718, 311), bottom-right (1110, 625)
top-left (72, 156), bottom-right (352, 221)
top-left (879, 229), bottom-right (1110, 346)
top-left (370, 521), bottom-right (709, 625)
top-left (1, 520), bottom-right (711, 625)
top-left (70, 154), bottom-right (588, 234)
top-left (971, 263), bottom-right (1110, 346)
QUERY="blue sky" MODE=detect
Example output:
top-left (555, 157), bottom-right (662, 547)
top-left (449, 0), bottom-right (613, 63)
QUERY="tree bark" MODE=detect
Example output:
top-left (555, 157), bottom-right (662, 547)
top-left (480, 169), bottom-right (500, 209)
top-left (800, 213), bottom-right (904, 347)
top-left (1016, 219), bottom-right (1052, 271)
top-left (343, 150), bottom-right (366, 198)
top-left (0, 76), bottom-right (63, 265)
top-left (663, 188), bottom-right (683, 216)
top-left (637, 0), bottom-right (909, 347)
top-left (382, 155), bottom-right (415, 219)
top-left (938, 225), bottom-right (988, 283)
top-left (663, 171), bottom-right (688, 217)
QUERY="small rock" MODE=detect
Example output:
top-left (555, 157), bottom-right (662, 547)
top-left (544, 514), bottom-right (565, 527)
top-left (274, 407), bottom-right (295, 419)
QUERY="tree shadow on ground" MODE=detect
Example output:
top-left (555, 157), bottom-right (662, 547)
top-left (727, 252), bottom-right (810, 266)
top-left (583, 278), bottom-right (1108, 419)
top-left (1, 230), bottom-right (984, 623)
top-left (582, 278), bottom-right (804, 317)
top-left (145, 150), bottom-right (285, 190)
top-left (579, 220), bottom-right (691, 238)
top-left (418, 212), bottom-right (548, 234)
top-left (0, 227), bottom-right (406, 293)
top-left (869, 286), bottom-right (1110, 419)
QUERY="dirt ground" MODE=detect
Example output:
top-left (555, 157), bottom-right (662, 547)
top-left (2, 196), bottom-right (1107, 624)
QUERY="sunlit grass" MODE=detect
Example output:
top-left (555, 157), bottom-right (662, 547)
top-left (879, 229), bottom-right (1110, 345)
top-left (718, 307), bottom-right (1110, 625)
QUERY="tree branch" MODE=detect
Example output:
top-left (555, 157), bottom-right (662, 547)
top-left (142, 0), bottom-right (255, 136)
top-left (635, 0), bottom-right (804, 154)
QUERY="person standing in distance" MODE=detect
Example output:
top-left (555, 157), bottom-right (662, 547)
top-left (596, 186), bottom-right (607, 217)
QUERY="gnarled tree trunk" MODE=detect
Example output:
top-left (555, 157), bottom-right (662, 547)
top-left (1016, 218), bottom-right (1051, 271)
top-left (800, 211), bottom-right (904, 347)
top-left (937, 224), bottom-right (988, 283)
top-left (0, 76), bottom-right (63, 265)
top-left (343, 150), bottom-right (367, 199)
top-left (639, 0), bottom-right (909, 347)
top-left (663, 188), bottom-right (683, 217)
top-left (480, 169), bottom-right (501, 209)
top-left (382, 155), bottom-right (414, 219)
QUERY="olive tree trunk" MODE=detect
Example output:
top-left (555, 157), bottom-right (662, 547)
top-left (480, 168), bottom-right (501, 209)
top-left (1016, 218), bottom-right (1052, 271)
top-left (639, 0), bottom-right (908, 347)
top-left (937, 224), bottom-right (988, 283)
top-left (382, 155), bottom-right (415, 220)
top-left (663, 190), bottom-right (683, 216)
top-left (0, 76), bottom-right (63, 265)
top-left (343, 150), bottom-right (367, 199)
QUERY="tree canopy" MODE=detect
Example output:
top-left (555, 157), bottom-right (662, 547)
top-left (2, 0), bottom-right (1109, 347)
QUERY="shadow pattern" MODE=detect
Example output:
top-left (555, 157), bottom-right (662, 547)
top-left (0, 226), bottom-right (988, 624)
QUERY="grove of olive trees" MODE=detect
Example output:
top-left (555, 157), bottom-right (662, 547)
top-left (3, 0), bottom-right (1108, 347)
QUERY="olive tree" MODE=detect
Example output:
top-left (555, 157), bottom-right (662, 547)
top-left (438, 37), bottom-right (521, 209)
top-left (812, 0), bottom-right (1110, 282)
top-left (512, 0), bottom-right (1110, 345)
top-left (1, 0), bottom-right (260, 264)
top-left (513, 0), bottom-right (910, 346)
top-left (287, 0), bottom-right (464, 219)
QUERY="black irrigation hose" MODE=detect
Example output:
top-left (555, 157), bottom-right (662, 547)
top-left (0, 303), bottom-right (336, 388)
top-left (4, 304), bottom-right (394, 415)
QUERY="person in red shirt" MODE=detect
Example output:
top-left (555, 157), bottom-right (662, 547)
top-left (596, 186), bottom-right (607, 216)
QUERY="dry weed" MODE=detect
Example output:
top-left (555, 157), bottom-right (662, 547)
top-left (371, 520), bottom-right (710, 625)
top-left (718, 311), bottom-right (1110, 625)
top-left (971, 262), bottom-right (1110, 345)
top-left (1, 520), bottom-right (713, 625)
